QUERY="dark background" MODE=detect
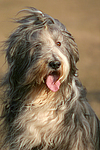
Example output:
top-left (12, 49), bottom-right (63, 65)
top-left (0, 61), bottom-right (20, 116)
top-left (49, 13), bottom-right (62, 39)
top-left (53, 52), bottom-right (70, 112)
top-left (0, 0), bottom-right (100, 118)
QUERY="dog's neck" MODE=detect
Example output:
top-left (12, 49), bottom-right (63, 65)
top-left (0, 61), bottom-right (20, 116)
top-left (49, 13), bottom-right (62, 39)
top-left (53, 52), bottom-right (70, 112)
top-left (25, 77), bottom-right (80, 112)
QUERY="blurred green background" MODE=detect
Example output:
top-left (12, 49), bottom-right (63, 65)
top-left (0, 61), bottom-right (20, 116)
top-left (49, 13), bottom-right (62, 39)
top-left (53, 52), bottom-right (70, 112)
top-left (0, 0), bottom-right (100, 118)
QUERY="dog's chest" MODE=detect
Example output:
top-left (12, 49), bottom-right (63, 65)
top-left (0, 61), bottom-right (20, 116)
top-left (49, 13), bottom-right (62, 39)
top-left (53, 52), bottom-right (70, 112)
top-left (26, 104), bottom-right (66, 131)
top-left (18, 103), bottom-right (67, 146)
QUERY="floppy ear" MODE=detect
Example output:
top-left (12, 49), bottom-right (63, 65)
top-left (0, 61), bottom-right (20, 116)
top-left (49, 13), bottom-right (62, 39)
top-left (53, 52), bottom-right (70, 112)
top-left (5, 33), bottom-right (30, 65)
top-left (68, 35), bottom-right (79, 63)
top-left (68, 34), bottom-right (79, 76)
top-left (62, 30), bottom-right (79, 76)
top-left (69, 40), bottom-right (79, 77)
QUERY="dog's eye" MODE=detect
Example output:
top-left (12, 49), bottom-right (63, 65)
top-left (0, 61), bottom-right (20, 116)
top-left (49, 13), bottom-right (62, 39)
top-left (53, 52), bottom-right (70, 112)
top-left (56, 42), bottom-right (61, 47)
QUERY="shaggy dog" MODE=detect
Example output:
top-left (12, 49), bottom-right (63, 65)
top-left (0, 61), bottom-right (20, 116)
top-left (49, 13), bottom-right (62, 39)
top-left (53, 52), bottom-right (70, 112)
top-left (0, 7), bottom-right (100, 150)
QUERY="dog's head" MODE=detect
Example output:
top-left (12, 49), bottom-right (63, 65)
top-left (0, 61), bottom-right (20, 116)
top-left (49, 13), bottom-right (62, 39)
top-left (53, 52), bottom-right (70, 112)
top-left (5, 7), bottom-right (79, 92)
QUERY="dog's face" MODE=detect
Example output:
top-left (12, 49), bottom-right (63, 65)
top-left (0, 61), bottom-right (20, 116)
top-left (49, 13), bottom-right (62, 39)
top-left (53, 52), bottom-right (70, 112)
top-left (6, 8), bottom-right (79, 93)
top-left (27, 27), bottom-right (71, 92)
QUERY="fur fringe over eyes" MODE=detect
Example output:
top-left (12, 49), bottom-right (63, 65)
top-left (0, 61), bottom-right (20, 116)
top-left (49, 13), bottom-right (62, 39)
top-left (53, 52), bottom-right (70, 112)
top-left (0, 7), bottom-right (100, 150)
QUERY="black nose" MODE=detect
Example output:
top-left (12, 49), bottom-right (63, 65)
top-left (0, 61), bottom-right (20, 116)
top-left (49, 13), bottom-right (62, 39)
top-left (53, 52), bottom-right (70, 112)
top-left (49, 61), bottom-right (61, 69)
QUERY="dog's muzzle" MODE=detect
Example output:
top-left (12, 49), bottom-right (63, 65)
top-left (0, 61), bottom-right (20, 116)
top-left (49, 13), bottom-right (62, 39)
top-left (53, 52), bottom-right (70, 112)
top-left (45, 60), bottom-right (61, 92)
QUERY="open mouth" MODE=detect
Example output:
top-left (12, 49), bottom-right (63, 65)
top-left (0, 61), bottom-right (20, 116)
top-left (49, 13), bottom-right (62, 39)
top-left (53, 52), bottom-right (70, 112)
top-left (45, 71), bottom-right (61, 92)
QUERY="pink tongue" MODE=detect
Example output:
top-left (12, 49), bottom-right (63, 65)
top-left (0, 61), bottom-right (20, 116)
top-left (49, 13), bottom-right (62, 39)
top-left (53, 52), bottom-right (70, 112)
top-left (46, 75), bottom-right (61, 92)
